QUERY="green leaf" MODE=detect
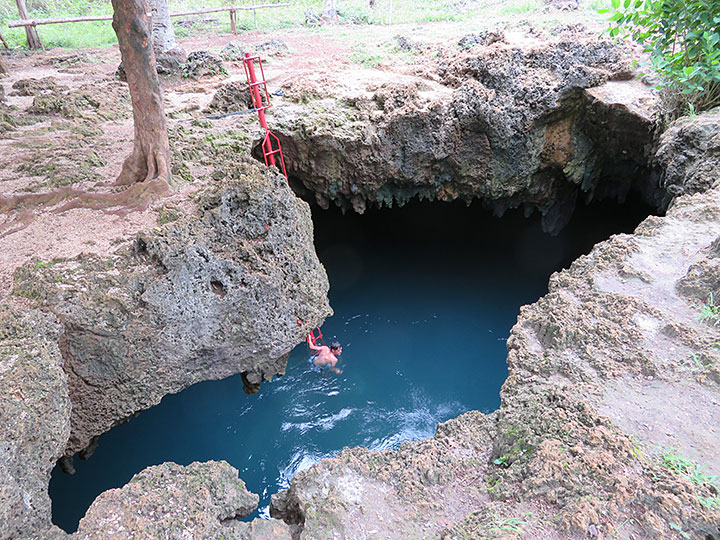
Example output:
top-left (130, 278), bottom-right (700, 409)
top-left (611, 0), bottom-right (620, 8)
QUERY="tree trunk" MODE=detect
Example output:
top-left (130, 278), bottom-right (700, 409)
top-left (111, 0), bottom-right (171, 187)
top-left (0, 54), bottom-right (8, 76)
top-left (147, 0), bottom-right (185, 61)
top-left (15, 0), bottom-right (42, 49)
top-left (321, 0), bottom-right (338, 24)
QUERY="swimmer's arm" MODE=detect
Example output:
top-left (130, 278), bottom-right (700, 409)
top-left (307, 334), bottom-right (323, 352)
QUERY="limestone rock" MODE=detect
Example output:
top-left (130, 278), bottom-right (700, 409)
top-left (269, 411), bottom-right (496, 539)
top-left (116, 52), bottom-right (182, 80)
top-left (656, 109), bottom-right (720, 197)
top-left (256, 39), bottom-right (289, 57)
top-left (0, 306), bottom-right (71, 539)
top-left (457, 30), bottom-right (505, 49)
top-left (13, 169), bottom-right (331, 455)
top-left (10, 77), bottom-right (66, 96)
top-left (271, 30), bottom-right (660, 233)
top-left (220, 41), bottom-right (246, 61)
top-left (182, 51), bottom-right (227, 79)
top-left (74, 461), bottom-right (291, 539)
top-left (205, 80), bottom-right (252, 113)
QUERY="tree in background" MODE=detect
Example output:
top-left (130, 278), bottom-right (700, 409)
top-left (110, 0), bottom-right (171, 188)
top-left (606, 0), bottom-right (720, 118)
top-left (148, 0), bottom-right (186, 63)
top-left (322, 0), bottom-right (338, 23)
top-left (15, 0), bottom-right (41, 49)
top-left (0, 0), bottom-right (170, 234)
top-left (0, 53), bottom-right (8, 75)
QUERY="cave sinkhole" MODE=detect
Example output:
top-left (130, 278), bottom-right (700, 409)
top-left (49, 193), bottom-right (656, 532)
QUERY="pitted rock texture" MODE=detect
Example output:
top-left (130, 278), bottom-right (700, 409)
top-left (657, 109), bottom-right (720, 198)
top-left (74, 461), bottom-right (292, 540)
top-left (13, 169), bottom-right (331, 456)
top-left (0, 306), bottom-right (71, 540)
top-left (206, 80), bottom-right (252, 113)
top-left (266, 125), bottom-right (720, 539)
top-left (182, 51), bottom-right (227, 79)
top-left (269, 31), bottom-right (661, 233)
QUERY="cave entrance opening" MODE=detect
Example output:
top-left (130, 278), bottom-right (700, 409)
top-left (49, 191), bottom-right (657, 533)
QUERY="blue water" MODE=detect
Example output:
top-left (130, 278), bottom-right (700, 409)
top-left (50, 198), bottom-right (652, 532)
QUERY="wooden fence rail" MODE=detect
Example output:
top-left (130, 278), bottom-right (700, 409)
top-left (7, 2), bottom-right (291, 47)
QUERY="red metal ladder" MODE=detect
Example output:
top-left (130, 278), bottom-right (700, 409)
top-left (242, 52), bottom-right (288, 182)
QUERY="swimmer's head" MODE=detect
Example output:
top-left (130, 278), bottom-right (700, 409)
top-left (330, 341), bottom-right (342, 354)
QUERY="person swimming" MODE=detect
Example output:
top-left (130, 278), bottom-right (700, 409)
top-left (307, 334), bottom-right (343, 374)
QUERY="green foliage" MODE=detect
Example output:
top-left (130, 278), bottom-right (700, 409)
top-left (451, 509), bottom-right (530, 539)
top-left (700, 292), bottom-right (720, 326)
top-left (700, 496), bottom-right (720, 510)
top-left (660, 450), bottom-right (719, 489)
top-left (669, 521), bottom-right (693, 539)
top-left (499, 0), bottom-right (542, 16)
top-left (488, 516), bottom-right (528, 533)
top-left (493, 455), bottom-right (510, 467)
top-left (604, 0), bottom-right (720, 116)
top-left (348, 48), bottom-right (383, 68)
top-left (682, 351), bottom-right (710, 372)
top-left (0, 0), bottom-right (116, 48)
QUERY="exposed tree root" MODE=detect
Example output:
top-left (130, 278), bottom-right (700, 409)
top-left (0, 176), bottom-right (169, 239)
top-left (0, 210), bottom-right (34, 240)
top-left (114, 144), bottom-right (170, 187)
top-left (1, 0), bottom-right (174, 241)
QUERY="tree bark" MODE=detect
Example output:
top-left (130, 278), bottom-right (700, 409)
top-left (0, 53), bottom-right (8, 76)
top-left (15, 0), bottom-right (42, 49)
top-left (147, 0), bottom-right (185, 61)
top-left (111, 0), bottom-right (171, 187)
top-left (321, 0), bottom-right (338, 24)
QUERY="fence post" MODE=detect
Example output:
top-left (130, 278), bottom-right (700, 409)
top-left (15, 0), bottom-right (42, 49)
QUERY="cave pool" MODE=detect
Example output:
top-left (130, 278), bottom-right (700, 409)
top-left (50, 197), bottom-right (653, 532)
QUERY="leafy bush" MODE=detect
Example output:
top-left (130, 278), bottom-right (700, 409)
top-left (604, 0), bottom-right (720, 116)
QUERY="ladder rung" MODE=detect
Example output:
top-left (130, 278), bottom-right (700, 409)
top-left (264, 149), bottom-right (281, 156)
top-left (248, 81), bottom-right (267, 87)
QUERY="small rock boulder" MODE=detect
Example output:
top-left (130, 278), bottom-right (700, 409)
top-left (74, 461), bottom-right (273, 539)
top-left (205, 80), bottom-right (253, 113)
top-left (457, 30), bottom-right (506, 49)
top-left (182, 51), bottom-right (227, 79)
top-left (394, 34), bottom-right (423, 52)
top-left (10, 76), bottom-right (67, 96)
top-left (657, 109), bottom-right (720, 197)
top-left (220, 40), bottom-right (246, 61)
top-left (256, 39), bottom-right (289, 57)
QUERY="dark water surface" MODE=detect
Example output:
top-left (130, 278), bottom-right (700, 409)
top-left (50, 197), bottom-right (653, 532)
